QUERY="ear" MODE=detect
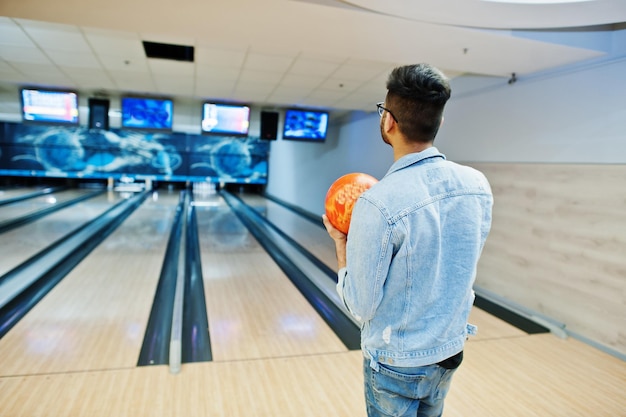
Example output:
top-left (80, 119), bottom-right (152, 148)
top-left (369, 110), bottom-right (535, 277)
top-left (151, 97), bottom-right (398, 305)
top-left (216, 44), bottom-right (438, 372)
top-left (383, 112), bottom-right (395, 133)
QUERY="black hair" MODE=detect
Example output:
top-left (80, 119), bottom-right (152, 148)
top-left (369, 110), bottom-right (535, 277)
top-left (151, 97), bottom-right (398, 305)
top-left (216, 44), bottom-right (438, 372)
top-left (385, 63), bottom-right (451, 143)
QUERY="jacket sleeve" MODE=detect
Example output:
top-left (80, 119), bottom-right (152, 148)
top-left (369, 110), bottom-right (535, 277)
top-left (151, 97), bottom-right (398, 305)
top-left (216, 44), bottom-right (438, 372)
top-left (336, 196), bottom-right (393, 324)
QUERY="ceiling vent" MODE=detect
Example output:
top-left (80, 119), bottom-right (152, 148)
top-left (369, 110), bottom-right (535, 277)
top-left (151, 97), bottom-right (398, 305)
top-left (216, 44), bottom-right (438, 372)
top-left (142, 41), bottom-right (194, 62)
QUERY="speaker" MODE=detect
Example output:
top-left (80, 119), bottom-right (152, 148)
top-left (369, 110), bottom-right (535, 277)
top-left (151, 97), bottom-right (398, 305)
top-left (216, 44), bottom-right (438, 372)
top-left (88, 98), bottom-right (110, 130)
top-left (260, 111), bottom-right (279, 140)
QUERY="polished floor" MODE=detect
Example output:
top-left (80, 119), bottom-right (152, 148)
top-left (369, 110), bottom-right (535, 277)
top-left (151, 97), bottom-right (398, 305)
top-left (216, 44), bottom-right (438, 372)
top-left (0, 186), bottom-right (624, 416)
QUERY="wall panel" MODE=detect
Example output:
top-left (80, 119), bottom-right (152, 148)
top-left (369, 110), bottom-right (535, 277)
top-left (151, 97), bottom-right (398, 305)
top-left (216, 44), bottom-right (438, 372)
top-left (472, 162), bottom-right (626, 356)
top-left (0, 122), bottom-right (269, 184)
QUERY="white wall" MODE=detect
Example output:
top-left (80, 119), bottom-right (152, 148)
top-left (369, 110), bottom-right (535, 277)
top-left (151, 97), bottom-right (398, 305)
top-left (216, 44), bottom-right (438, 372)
top-left (438, 27), bottom-right (626, 164)
top-left (438, 59), bottom-right (626, 164)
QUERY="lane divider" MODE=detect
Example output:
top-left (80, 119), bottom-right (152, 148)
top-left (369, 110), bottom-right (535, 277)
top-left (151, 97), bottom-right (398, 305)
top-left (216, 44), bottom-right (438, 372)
top-left (138, 189), bottom-right (212, 370)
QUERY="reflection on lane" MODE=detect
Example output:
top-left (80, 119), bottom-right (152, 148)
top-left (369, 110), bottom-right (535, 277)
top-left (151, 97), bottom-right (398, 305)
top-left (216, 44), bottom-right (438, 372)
top-left (0, 192), bottom-right (125, 277)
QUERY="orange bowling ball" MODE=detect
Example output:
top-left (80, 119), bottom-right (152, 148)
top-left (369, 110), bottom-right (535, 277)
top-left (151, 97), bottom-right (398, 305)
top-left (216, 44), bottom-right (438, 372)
top-left (325, 172), bottom-right (378, 234)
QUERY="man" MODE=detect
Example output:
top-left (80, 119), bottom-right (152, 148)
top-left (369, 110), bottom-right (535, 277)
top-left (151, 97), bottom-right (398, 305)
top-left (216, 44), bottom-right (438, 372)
top-left (323, 63), bottom-right (493, 417)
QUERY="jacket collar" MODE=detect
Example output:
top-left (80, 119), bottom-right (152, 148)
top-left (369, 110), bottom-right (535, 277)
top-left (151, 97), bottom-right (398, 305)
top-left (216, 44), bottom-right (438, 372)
top-left (385, 147), bottom-right (446, 178)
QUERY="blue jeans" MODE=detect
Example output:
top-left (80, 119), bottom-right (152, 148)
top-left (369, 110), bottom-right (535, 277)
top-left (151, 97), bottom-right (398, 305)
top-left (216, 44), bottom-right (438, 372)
top-left (364, 359), bottom-right (457, 417)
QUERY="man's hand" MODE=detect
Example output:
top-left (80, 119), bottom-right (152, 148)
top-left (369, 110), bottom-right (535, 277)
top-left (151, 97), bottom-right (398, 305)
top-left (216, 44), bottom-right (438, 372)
top-left (322, 214), bottom-right (347, 269)
top-left (322, 214), bottom-right (347, 241)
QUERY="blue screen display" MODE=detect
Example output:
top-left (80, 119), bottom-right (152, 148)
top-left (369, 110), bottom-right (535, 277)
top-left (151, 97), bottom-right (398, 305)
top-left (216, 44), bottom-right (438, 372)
top-left (121, 97), bottom-right (173, 130)
top-left (282, 109), bottom-right (328, 141)
top-left (21, 89), bottom-right (79, 125)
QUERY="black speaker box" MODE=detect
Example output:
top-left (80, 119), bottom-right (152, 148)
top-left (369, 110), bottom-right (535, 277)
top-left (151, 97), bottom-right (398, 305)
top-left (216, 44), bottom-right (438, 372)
top-left (260, 111), bottom-right (279, 140)
top-left (88, 98), bottom-right (110, 130)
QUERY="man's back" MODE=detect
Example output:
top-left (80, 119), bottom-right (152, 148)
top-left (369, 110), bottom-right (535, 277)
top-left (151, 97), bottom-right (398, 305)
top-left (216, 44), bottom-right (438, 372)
top-left (342, 147), bottom-right (493, 367)
top-left (325, 63), bottom-right (491, 417)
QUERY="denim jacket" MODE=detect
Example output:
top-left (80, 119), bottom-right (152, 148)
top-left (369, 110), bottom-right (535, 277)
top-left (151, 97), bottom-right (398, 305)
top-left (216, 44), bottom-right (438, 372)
top-left (337, 147), bottom-right (493, 369)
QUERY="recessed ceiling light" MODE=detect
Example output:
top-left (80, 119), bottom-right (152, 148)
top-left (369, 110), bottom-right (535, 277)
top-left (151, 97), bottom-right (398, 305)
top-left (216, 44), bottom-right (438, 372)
top-left (142, 41), bottom-right (194, 62)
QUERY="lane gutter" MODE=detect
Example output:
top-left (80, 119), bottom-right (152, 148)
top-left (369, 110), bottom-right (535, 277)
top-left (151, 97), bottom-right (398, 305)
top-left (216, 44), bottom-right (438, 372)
top-left (138, 190), bottom-right (212, 368)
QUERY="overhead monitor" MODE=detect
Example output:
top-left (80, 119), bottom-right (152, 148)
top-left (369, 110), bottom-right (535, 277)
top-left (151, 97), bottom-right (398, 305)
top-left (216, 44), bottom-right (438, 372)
top-left (282, 109), bottom-right (328, 141)
top-left (121, 96), bottom-right (173, 131)
top-left (201, 102), bottom-right (250, 136)
top-left (20, 88), bottom-right (80, 125)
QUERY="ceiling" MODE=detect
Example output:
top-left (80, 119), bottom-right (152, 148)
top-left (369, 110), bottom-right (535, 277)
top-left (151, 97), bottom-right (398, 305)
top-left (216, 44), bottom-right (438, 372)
top-left (0, 0), bottom-right (624, 117)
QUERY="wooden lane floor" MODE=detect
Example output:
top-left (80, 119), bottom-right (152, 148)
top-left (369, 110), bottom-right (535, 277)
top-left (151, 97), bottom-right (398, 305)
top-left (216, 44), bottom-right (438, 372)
top-left (0, 191), bottom-right (124, 277)
top-left (0, 187), bottom-right (32, 200)
top-left (0, 190), bottom-right (180, 376)
top-left (0, 188), bottom-right (98, 223)
top-left (445, 333), bottom-right (626, 416)
top-left (0, 185), bottom-right (57, 203)
top-left (0, 350), bottom-right (367, 416)
top-left (0, 190), bottom-right (624, 416)
top-left (194, 193), bottom-right (347, 361)
top-left (0, 331), bottom-right (624, 415)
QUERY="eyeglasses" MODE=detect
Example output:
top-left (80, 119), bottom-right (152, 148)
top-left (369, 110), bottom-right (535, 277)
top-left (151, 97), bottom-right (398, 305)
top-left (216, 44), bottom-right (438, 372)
top-left (376, 102), bottom-right (398, 123)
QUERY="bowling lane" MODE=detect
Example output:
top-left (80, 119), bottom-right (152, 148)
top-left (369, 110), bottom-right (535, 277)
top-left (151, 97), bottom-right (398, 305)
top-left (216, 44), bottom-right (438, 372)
top-left (237, 193), bottom-right (530, 342)
top-left (0, 190), bottom-right (180, 376)
top-left (238, 194), bottom-right (338, 272)
top-left (194, 192), bottom-right (347, 362)
top-left (0, 188), bottom-right (97, 223)
top-left (0, 185), bottom-right (55, 203)
top-left (0, 191), bottom-right (124, 277)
